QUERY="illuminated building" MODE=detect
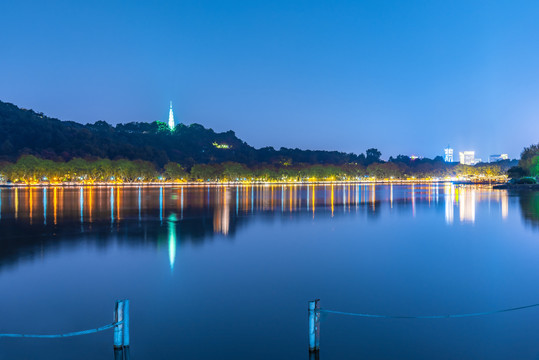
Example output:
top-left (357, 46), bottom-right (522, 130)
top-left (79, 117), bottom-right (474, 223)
top-left (212, 142), bottom-right (231, 149)
top-left (444, 146), bottom-right (453, 162)
top-left (489, 154), bottom-right (509, 163)
top-left (459, 151), bottom-right (476, 165)
top-left (168, 101), bottom-right (175, 130)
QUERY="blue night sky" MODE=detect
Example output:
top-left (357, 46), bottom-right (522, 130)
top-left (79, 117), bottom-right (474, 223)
top-left (1, 0), bottom-right (538, 160)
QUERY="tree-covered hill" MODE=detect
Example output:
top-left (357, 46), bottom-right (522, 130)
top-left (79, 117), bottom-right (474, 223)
top-left (0, 100), bottom-right (363, 168)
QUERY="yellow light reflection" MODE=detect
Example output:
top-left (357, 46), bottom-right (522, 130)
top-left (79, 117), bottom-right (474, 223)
top-left (371, 184), bottom-right (375, 211)
top-left (14, 187), bottom-right (18, 219)
top-left (348, 184), bottom-right (351, 212)
top-left (289, 185), bottom-right (293, 213)
top-left (116, 187), bottom-right (121, 221)
top-left (88, 187), bottom-right (93, 223)
top-left (411, 184), bottom-right (416, 217)
top-left (312, 184), bottom-right (315, 218)
top-left (213, 187), bottom-right (230, 235)
top-left (331, 184), bottom-right (334, 217)
top-left (53, 187), bottom-right (57, 225)
top-left (29, 187), bottom-right (33, 224)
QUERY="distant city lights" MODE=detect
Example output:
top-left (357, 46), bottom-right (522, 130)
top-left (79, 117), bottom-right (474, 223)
top-left (489, 154), bottom-right (509, 162)
top-left (443, 146), bottom-right (509, 165)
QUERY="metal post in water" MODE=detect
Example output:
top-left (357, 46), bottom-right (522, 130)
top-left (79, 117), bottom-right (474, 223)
top-left (114, 300), bottom-right (124, 348)
top-left (309, 299), bottom-right (320, 352)
top-left (114, 299), bottom-right (129, 348)
top-left (123, 299), bottom-right (130, 347)
top-left (309, 301), bottom-right (315, 352)
top-left (309, 299), bottom-right (321, 354)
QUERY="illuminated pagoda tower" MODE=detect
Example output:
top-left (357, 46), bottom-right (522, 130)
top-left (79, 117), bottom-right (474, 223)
top-left (168, 101), bottom-right (175, 129)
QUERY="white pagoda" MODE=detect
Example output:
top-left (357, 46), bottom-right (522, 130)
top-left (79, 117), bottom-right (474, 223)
top-left (168, 101), bottom-right (175, 129)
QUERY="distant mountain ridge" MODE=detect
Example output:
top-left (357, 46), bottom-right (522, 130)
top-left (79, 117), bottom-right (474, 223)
top-left (0, 100), bottom-right (364, 168)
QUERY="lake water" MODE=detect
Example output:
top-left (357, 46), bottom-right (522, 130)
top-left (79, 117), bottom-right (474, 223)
top-left (1, 184), bottom-right (539, 360)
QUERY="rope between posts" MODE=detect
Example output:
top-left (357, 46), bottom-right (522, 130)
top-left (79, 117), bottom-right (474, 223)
top-left (0, 321), bottom-right (121, 338)
top-left (320, 302), bottom-right (539, 319)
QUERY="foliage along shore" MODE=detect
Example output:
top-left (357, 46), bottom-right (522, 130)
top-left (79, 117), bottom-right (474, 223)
top-left (0, 154), bottom-right (510, 185)
top-left (512, 143), bottom-right (539, 178)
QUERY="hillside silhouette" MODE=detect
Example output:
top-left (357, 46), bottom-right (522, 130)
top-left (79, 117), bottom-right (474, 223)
top-left (0, 100), bottom-right (364, 168)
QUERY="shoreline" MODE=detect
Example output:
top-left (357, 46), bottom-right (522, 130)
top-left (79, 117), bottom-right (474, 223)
top-left (493, 183), bottom-right (539, 190)
top-left (0, 179), bottom-right (507, 187)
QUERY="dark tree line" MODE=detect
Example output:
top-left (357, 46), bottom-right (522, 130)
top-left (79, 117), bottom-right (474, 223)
top-left (0, 100), bottom-right (385, 168)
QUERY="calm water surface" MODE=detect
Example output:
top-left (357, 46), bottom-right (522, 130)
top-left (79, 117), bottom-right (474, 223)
top-left (1, 184), bottom-right (539, 359)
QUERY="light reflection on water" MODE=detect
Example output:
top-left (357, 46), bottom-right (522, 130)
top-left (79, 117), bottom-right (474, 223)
top-left (168, 215), bottom-right (177, 270)
top-left (0, 184), bottom-right (514, 230)
top-left (0, 183), bottom-right (518, 278)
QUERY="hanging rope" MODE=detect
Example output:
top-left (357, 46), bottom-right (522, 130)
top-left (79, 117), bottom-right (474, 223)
top-left (0, 321), bottom-right (120, 338)
top-left (320, 303), bottom-right (539, 319)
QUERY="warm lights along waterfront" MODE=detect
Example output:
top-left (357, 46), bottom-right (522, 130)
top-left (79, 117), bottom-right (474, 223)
top-left (1, 183), bottom-right (508, 228)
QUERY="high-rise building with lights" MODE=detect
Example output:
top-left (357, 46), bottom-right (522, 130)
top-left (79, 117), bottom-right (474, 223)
top-left (459, 151), bottom-right (476, 165)
top-left (444, 146), bottom-right (453, 162)
top-left (489, 154), bottom-right (509, 163)
top-left (168, 101), bottom-right (175, 129)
